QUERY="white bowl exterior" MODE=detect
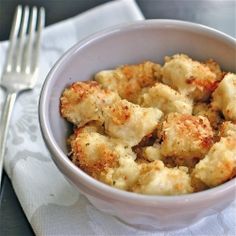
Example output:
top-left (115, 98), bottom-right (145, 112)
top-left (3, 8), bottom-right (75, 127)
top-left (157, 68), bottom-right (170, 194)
top-left (39, 20), bottom-right (236, 230)
top-left (86, 192), bottom-right (234, 230)
top-left (62, 171), bottom-right (235, 230)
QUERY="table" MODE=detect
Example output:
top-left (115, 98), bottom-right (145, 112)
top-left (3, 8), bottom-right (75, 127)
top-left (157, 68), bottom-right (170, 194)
top-left (0, 0), bottom-right (235, 235)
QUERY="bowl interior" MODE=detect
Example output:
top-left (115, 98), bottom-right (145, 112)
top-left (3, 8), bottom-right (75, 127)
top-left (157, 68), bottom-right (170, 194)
top-left (41, 20), bottom-right (236, 167)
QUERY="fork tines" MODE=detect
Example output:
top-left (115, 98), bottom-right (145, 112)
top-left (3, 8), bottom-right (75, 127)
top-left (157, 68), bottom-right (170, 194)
top-left (5, 5), bottom-right (45, 74)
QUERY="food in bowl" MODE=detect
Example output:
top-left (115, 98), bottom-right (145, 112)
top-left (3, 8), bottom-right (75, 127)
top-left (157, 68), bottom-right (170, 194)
top-left (40, 20), bottom-right (236, 230)
top-left (60, 53), bottom-right (236, 196)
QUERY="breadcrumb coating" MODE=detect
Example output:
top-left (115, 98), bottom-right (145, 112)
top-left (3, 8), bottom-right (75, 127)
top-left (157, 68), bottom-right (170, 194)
top-left (104, 99), bottom-right (163, 146)
top-left (219, 121), bottom-right (236, 137)
top-left (204, 59), bottom-right (225, 81)
top-left (69, 124), bottom-right (139, 190)
top-left (159, 113), bottom-right (214, 165)
top-left (95, 61), bottom-right (162, 103)
top-left (60, 81), bottom-right (119, 127)
top-left (212, 73), bottom-right (236, 122)
top-left (192, 137), bottom-right (236, 187)
top-left (140, 82), bottom-right (193, 115)
top-left (193, 102), bottom-right (223, 129)
top-left (162, 54), bottom-right (219, 101)
top-left (69, 127), bottom-right (118, 178)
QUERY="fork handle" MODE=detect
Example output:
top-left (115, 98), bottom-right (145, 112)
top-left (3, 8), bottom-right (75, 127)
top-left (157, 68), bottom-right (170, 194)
top-left (0, 92), bottom-right (17, 188)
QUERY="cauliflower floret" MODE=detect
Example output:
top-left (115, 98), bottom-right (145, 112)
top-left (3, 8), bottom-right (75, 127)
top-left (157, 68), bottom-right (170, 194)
top-left (141, 144), bottom-right (163, 162)
top-left (162, 54), bottom-right (218, 101)
top-left (140, 82), bottom-right (193, 114)
top-left (219, 121), bottom-right (236, 137)
top-left (212, 73), bottom-right (236, 122)
top-left (192, 137), bottom-right (236, 187)
top-left (60, 81), bottom-right (119, 127)
top-left (204, 59), bottom-right (224, 81)
top-left (69, 125), bottom-right (139, 190)
top-left (100, 153), bottom-right (140, 190)
top-left (95, 61), bottom-right (162, 103)
top-left (159, 113), bottom-right (214, 165)
top-left (104, 99), bottom-right (163, 146)
top-left (69, 127), bottom-right (118, 178)
top-left (193, 102), bottom-right (222, 129)
top-left (132, 160), bottom-right (193, 195)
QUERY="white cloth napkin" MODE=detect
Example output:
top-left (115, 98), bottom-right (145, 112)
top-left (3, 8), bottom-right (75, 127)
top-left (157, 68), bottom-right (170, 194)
top-left (0, 0), bottom-right (235, 235)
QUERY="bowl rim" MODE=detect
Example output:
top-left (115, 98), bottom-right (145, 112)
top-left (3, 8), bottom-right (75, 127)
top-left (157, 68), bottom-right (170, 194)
top-left (39, 19), bottom-right (236, 206)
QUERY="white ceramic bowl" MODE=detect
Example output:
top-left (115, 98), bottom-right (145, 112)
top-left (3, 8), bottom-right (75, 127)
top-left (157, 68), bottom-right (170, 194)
top-left (39, 20), bottom-right (236, 230)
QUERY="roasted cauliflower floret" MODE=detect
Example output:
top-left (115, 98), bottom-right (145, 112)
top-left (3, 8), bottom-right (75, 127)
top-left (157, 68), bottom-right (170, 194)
top-left (95, 61), bottom-right (162, 103)
top-left (100, 152), bottom-right (140, 190)
top-left (69, 126), bottom-right (139, 190)
top-left (132, 160), bottom-right (193, 195)
top-left (204, 59), bottom-right (224, 81)
top-left (192, 137), bottom-right (236, 187)
top-left (212, 73), bottom-right (236, 122)
top-left (141, 144), bottom-right (163, 162)
top-left (162, 54), bottom-right (218, 101)
top-left (60, 81), bottom-right (119, 127)
top-left (104, 99), bottom-right (163, 146)
top-left (140, 82), bottom-right (193, 114)
top-left (219, 121), bottom-right (236, 137)
top-left (193, 102), bottom-right (222, 129)
top-left (69, 127), bottom-right (118, 178)
top-left (159, 113), bottom-right (214, 164)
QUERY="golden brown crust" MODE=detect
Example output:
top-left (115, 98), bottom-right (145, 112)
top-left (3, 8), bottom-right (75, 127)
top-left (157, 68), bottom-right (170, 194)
top-left (60, 81), bottom-right (119, 126)
top-left (95, 61), bottom-right (162, 103)
top-left (69, 128), bottom-right (118, 178)
top-left (108, 101), bottom-right (131, 125)
top-left (60, 81), bottom-right (100, 115)
top-left (204, 59), bottom-right (225, 81)
top-left (162, 54), bottom-right (219, 101)
top-left (159, 113), bottom-right (214, 166)
top-left (193, 102), bottom-right (223, 129)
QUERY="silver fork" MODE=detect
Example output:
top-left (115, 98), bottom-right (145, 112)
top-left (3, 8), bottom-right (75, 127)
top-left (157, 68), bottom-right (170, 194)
top-left (0, 6), bottom-right (45, 187)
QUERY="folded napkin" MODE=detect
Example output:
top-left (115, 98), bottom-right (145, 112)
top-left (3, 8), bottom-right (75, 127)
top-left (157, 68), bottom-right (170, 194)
top-left (0, 0), bottom-right (235, 235)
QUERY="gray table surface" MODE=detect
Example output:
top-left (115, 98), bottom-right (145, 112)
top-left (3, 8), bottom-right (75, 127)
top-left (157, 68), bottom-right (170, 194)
top-left (0, 0), bottom-right (235, 235)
